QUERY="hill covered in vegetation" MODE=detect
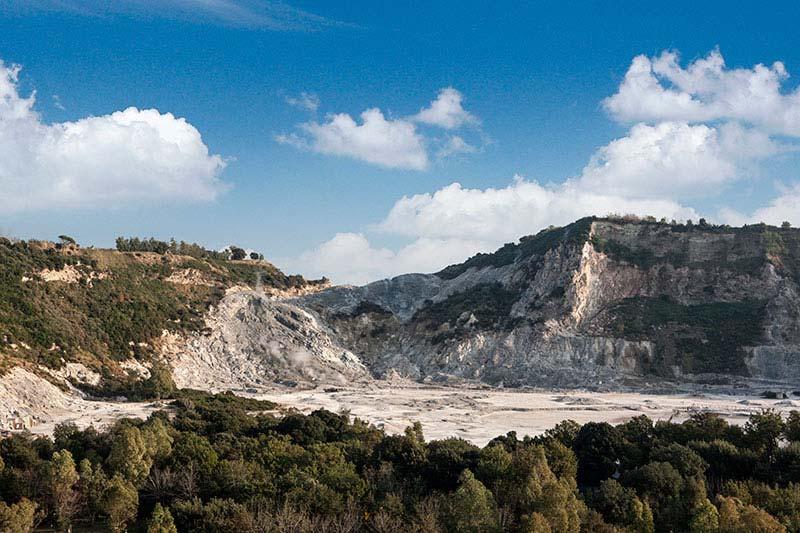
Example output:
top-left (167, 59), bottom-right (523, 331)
top-left (0, 236), bottom-right (323, 395)
top-left (5, 217), bottom-right (800, 398)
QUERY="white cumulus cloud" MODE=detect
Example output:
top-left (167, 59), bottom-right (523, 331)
top-left (0, 61), bottom-right (228, 214)
top-left (286, 233), bottom-right (484, 285)
top-left (379, 177), bottom-right (697, 243)
top-left (574, 121), bottom-right (777, 199)
top-left (277, 87), bottom-right (483, 170)
top-left (276, 108), bottom-right (429, 170)
top-left (604, 49), bottom-right (800, 136)
top-left (288, 177), bottom-right (698, 285)
top-left (305, 169), bottom-right (799, 284)
top-left (412, 87), bottom-right (478, 130)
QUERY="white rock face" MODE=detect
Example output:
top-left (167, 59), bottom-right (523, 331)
top-left (281, 231), bottom-right (654, 387)
top-left (46, 362), bottom-right (102, 386)
top-left (0, 366), bottom-right (160, 433)
top-left (168, 289), bottom-right (368, 390)
top-left (291, 221), bottom-right (800, 387)
top-left (0, 367), bottom-right (80, 422)
top-left (35, 263), bottom-right (108, 286)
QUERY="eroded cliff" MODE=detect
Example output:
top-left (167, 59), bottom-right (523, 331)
top-left (279, 218), bottom-right (800, 388)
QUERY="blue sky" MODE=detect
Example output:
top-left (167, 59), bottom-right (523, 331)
top-left (1, 1), bottom-right (800, 283)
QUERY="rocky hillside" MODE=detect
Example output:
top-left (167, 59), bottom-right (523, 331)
top-left (4, 217), bottom-right (800, 403)
top-left (0, 237), bottom-right (337, 399)
top-left (289, 217), bottom-right (800, 388)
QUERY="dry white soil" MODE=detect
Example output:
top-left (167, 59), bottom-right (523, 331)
top-left (5, 365), bottom-right (798, 445)
top-left (253, 385), bottom-right (800, 446)
top-left (0, 367), bottom-right (163, 435)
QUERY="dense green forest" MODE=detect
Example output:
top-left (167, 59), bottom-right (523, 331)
top-left (2, 392), bottom-right (800, 532)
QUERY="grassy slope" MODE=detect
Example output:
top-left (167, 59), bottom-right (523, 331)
top-left (0, 239), bottom-right (314, 377)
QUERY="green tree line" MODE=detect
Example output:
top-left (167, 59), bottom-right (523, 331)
top-left (3, 395), bottom-right (800, 532)
top-left (114, 237), bottom-right (231, 260)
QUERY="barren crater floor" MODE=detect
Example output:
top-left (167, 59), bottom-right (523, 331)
top-left (250, 385), bottom-right (800, 446)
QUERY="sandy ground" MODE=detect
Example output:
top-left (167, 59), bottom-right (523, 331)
top-left (26, 400), bottom-right (163, 436)
top-left (253, 386), bottom-right (800, 446)
top-left (10, 377), bottom-right (800, 446)
top-left (0, 367), bottom-right (162, 436)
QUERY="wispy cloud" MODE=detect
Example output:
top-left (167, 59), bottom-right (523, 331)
top-left (0, 0), bottom-right (351, 31)
top-left (285, 91), bottom-right (320, 112)
top-left (436, 135), bottom-right (477, 158)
